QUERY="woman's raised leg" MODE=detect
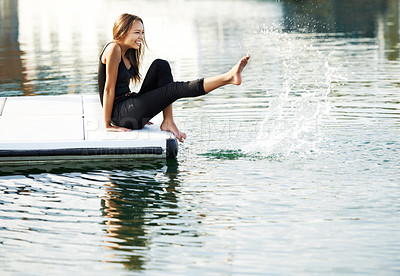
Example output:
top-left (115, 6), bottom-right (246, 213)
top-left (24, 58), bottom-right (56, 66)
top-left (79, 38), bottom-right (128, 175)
top-left (161, 54), bottom-right (250, 142)
top-left (161, 54), bottom-right (250, 141)
top-left (203, 54), bottom-right (250, 93)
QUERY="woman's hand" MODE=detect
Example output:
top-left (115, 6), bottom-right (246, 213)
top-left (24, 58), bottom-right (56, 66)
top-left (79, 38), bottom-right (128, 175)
top-left (105, 125), bottom-right (131, 132)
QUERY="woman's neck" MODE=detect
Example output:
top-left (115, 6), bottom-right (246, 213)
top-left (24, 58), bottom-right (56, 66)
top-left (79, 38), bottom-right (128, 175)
top-left (113, 40), bottom-right (128, 57)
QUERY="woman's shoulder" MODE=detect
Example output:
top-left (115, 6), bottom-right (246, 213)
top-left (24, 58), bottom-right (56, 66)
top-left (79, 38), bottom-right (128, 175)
top-left (102, 42), bottom-right (122, 63)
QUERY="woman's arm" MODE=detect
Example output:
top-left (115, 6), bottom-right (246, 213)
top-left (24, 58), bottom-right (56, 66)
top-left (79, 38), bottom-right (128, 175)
top-left (102, 43), bottom-right (130, 132)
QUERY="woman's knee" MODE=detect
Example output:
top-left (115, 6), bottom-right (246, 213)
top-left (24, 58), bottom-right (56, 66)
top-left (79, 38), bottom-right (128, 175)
top-left (150, 58), bottom-right (173, 85)
top-left (151, 59), bottom-right (171, 72)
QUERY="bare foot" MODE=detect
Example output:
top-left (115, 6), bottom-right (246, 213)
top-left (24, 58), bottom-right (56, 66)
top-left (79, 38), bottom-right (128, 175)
top-left (229, 54), bottom-right (250, 85)
top-left (160, 120), bottom-right (187, 142)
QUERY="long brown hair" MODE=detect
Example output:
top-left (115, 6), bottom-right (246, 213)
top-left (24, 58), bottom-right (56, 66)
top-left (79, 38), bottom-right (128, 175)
top-left (113, 13), bottom-right (147, 84)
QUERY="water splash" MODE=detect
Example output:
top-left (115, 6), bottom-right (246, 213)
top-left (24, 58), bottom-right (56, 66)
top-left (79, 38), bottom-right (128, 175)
top-left (242, 28), bottom-right (342, 158)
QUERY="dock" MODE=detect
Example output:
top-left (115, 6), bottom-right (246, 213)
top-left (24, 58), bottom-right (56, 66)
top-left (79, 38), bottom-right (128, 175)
top-left (0, 94), bottom-right (178, 163)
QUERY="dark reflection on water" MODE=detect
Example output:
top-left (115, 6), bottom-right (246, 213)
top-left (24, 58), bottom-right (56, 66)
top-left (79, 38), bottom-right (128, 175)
top-left (0, 158), bottom-right (187, 272)
top-left (281, 0), bottom-right (399, 59)
top-left (0, 159), bottom-right (165, 176)
top-left (282, 0), bottom-right (388, 36)
top-left (100, 159), bottom-right (182, 271)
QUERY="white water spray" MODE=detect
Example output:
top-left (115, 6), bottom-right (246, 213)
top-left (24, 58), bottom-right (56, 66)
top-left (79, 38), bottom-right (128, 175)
top-left (242, 28), bottom-right (341, 157)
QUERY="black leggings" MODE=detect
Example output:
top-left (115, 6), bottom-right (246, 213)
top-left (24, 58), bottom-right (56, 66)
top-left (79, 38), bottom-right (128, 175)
top-left (112, 59), bottom-right (205, 129)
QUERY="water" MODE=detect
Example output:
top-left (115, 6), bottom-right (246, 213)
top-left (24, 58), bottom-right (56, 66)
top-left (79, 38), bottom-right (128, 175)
top-left (1, 0), bottom-right (400, 274)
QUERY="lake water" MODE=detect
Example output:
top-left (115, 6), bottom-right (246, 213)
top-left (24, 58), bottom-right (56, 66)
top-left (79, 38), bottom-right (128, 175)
top-left (1, 0), bottom-right (400, 274)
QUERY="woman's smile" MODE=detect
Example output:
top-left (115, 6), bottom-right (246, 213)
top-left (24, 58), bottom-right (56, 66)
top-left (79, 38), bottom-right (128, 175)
top-left (124, 20), bottom-right (145, 50)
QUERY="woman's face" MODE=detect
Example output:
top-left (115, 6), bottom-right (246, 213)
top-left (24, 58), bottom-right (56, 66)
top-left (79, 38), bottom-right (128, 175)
top-left (123, 20), bottom-right (144, 50)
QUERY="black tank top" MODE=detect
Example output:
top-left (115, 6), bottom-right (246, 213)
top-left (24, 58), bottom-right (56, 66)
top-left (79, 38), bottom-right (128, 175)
top-left (98, 42), bottom-right (135, 105)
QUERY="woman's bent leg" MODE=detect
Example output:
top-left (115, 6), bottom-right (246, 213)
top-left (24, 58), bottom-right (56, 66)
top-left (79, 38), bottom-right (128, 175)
top-left (138, 59), bottom-right (187, 140)
top-left (138, 59), bottom-right (173, 95)
top-left (113, 79), bottom-right (205, 132)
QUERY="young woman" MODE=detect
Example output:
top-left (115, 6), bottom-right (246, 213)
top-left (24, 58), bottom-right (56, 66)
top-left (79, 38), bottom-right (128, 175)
top-left (98, 13), bottom-right (250, 142)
